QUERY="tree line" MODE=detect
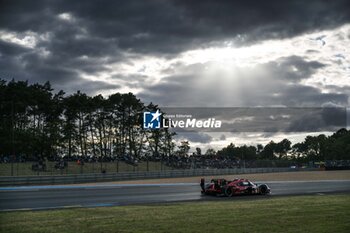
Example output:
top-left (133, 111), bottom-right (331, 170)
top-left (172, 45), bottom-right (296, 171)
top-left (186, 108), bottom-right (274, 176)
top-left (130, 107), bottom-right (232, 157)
top-left (203, 128), bottom-right (350, 162)
top-left (0, 79), bottom-right (175, 162)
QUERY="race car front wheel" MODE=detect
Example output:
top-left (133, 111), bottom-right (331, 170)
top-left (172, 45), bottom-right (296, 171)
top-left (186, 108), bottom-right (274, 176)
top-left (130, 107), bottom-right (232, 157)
top-left (259, 185), bottom-right (268, 195)
top-left (225, 187), bottom-right (234, 197)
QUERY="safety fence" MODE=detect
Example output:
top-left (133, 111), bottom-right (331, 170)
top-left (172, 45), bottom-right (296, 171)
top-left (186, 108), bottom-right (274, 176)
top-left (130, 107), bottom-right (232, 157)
top-left (0, 167), bottom-right (318, 186)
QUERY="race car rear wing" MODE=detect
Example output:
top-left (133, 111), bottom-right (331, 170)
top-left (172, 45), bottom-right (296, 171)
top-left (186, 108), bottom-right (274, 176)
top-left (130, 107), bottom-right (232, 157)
top-left (200, 178), bottom-right (205, 192)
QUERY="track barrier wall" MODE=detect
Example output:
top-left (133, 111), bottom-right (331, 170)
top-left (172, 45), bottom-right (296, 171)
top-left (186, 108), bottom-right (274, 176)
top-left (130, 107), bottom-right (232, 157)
top-left (0, 167), bottom-right (318, 186)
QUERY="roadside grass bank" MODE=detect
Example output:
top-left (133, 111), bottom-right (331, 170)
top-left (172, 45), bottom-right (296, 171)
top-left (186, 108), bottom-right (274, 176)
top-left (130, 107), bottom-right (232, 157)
top-left (1, 194), bottom-right (349, 233)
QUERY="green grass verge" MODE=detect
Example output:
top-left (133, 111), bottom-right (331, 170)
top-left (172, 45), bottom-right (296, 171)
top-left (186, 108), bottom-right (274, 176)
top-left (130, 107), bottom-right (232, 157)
top-left (0, 195), bottom-right (349, 233)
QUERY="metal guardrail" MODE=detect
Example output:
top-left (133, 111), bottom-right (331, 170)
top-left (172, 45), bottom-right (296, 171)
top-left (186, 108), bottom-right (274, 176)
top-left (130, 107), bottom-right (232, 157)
top-left (0, 167), bottom-right (317, 186)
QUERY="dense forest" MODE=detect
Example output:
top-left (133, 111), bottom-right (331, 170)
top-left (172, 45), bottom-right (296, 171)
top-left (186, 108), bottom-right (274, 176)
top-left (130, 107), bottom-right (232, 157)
top-left (0, 79), bottom-right (349, 164)
top-left (213, 128), bottom-right (350, 163)
top-left (0, 79), bottom-right (175, 162)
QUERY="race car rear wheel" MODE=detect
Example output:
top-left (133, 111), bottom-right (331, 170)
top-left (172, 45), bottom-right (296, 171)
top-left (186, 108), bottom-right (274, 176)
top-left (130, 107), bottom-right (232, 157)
top-left (225, 187), bottom-right (234, 197)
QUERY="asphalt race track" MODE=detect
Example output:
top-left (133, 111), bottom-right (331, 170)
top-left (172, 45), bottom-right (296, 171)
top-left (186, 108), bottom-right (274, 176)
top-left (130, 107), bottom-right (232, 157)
top-left (1, 180), bottom-right (350, 211)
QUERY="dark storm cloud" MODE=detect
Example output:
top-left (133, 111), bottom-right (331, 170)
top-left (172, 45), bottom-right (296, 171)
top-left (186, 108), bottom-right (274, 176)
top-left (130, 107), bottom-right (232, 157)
top-left (0, 41), bottom-right (30, 79)
top-left (286, 107), bottom-right (347, 132)
top-left (0, 0), bottom-right (349, 96)
top-left (138, 74), bottom-right (194, 106)
top-left (266, 56), bottom-right (325, 81)
top-left (0, 43), bottom-right (119, 95)
top-left (0, 0), bottom-right (53, 32)
top-left (0, 40), bottom-right (30, 55)
top-left (54, 0), bottom-right (350, 53)
top-left (1, 0), bottom-right (350, 55)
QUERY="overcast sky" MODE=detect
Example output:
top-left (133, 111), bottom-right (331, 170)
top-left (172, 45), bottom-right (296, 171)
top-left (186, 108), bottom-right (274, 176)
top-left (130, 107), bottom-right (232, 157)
top-left (1, 0), bottom-right (349, 150)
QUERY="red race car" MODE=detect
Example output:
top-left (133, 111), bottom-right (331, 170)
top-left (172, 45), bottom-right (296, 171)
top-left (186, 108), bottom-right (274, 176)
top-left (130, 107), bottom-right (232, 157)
top-left (200, 178), bottom-right (270, 196)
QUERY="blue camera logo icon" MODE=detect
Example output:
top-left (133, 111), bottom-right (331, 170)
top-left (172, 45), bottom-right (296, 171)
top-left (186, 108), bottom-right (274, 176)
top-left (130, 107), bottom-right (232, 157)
top-left (143, 110), bottom-right (162, 129)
